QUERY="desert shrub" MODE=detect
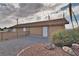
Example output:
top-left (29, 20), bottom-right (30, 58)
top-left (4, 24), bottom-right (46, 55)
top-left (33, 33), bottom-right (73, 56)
top-left (53, 30), bottom-right (79, 47)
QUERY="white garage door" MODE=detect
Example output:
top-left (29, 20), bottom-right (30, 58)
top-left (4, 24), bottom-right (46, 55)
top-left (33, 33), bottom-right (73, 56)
top-left (43, 27), bottom-right (48, 37)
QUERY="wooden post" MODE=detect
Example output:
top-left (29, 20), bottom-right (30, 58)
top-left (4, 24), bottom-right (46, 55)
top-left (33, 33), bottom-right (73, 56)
top-left (48, 14), bottom-right (51, 42)
top-left (16, 18), bottom-right (19, 39)
top-left (48, 14), bottom-right (50, 40)
top-left (69, 3), bottom-right (74, 29)
top-left (46, 14), bottom-right (55, 50)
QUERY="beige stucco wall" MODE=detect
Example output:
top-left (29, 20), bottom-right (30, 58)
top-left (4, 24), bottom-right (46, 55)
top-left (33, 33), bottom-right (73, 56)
top-left (48, 25), bottom-right (65, 39)
top-left (16, 28), bottom-right (29, 35)
top-left (0, 25), bottom-right (65, 41)
top-left (29, 25), bottom-right (65, 38)
top-left (29, 27), bottom-right (42, 36)
top-left (0, 31), bottom-right (29, 40)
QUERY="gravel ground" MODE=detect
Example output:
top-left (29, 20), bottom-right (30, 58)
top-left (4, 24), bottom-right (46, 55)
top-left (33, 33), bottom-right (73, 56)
top-left (0, 36), bottom-right (48, 56)
top-left (18, 43), bottom-right (70, 56)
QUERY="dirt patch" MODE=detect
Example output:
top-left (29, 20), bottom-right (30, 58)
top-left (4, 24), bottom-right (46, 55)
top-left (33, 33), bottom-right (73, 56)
top-left (18, 43), bottom-right (70, 56)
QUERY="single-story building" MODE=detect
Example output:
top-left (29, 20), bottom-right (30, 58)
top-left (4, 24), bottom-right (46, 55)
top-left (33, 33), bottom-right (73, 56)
top-left (9, 17), bottom-right (69, 39)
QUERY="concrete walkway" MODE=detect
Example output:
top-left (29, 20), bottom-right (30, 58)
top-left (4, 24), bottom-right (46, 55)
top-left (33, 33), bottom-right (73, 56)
top-left (0, 36), bottom-right (48, 56)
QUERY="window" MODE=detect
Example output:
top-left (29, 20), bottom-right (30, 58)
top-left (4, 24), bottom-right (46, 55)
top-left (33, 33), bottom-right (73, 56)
top-left (23, 28), bottom-right (26, 31)
top-left (43, 27), bottom-right (48, 37)
top-left (12, 28), bottom-right (16, 32)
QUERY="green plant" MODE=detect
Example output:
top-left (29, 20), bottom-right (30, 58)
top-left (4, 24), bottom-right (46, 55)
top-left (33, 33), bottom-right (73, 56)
top-left (53, 30), bottom-right (79, 47)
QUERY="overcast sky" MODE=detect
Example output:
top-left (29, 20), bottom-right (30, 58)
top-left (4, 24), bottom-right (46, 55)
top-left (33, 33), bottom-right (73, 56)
top-left (0, 3), bottom-right (79, 29)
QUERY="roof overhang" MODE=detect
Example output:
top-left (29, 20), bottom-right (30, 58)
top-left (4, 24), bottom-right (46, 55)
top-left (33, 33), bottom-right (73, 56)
top-left (9, 18), bottom-right (69, 28)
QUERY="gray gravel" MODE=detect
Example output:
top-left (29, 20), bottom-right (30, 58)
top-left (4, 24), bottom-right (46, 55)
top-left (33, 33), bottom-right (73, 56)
top-left (0, 36), bottom-right (48, 56)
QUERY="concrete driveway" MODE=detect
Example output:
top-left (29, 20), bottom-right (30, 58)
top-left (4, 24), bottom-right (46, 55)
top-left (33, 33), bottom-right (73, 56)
top-left (0, 36), bottom-right (48, 56)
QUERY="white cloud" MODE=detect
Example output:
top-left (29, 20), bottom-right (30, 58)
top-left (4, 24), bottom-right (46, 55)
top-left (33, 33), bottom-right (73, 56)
top-left (0, 3), bottom-right (79, 29)
top-left (11, 3), bottom-right (20, 8)
top-left (72, 6), bottom-right (79, 15)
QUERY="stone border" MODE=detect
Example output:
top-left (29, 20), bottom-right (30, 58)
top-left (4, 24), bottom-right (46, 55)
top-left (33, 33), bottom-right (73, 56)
top-left (17, 43), bottom-right (43, 56)
top-left (17, 44), bottom-right (70, 56)
top-left (17, 46), bottom-right (31, 56)
top-left (62, 48), bottom-right (73, 56)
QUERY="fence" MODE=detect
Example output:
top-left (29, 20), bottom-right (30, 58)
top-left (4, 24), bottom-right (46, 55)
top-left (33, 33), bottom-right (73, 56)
top-left (0, 31), bottom-right (29, 40)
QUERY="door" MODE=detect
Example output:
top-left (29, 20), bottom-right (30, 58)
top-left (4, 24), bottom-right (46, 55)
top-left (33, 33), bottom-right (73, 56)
top-left (43, 27), bottom-right (48, 37)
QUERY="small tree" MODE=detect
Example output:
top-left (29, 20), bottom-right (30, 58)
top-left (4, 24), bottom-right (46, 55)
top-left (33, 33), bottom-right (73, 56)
top-left (4, 27), bottom-right (7, 29)
top-left (53, 30), bottom-right (79, 47)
